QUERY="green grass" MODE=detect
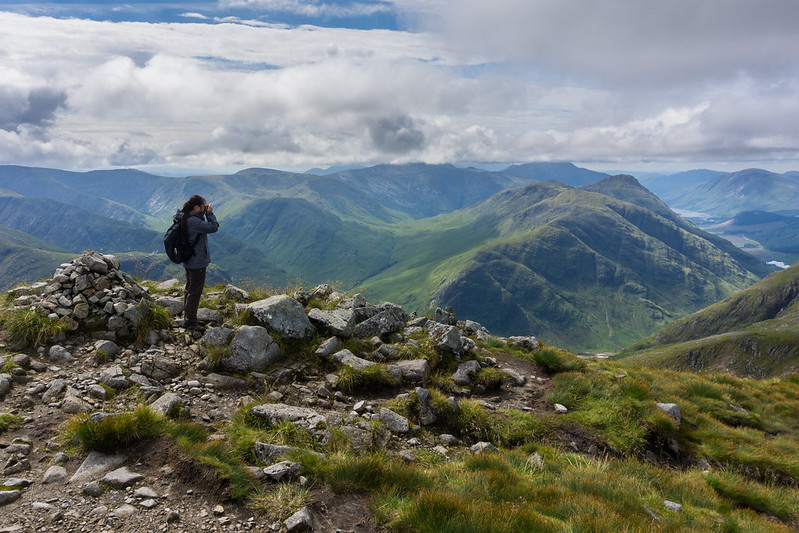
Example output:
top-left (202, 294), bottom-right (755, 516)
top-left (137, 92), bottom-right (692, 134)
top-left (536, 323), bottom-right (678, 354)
top-left (63, 405), bottom-right (163, 453)
top-left (0, 413), bottom-right (23, 435)
top-left (0, 307), bottom-right (69, 348)
top-left (250, 484), bottom-right (313, 522)
top-left (135, 302), bottom-right (172, 342)
top-left (527, 346), bottom-right (587, 373)
top-left (337, 364), bottom-right (398, 394)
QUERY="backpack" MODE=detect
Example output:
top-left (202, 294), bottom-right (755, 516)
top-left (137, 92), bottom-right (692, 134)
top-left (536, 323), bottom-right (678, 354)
top-left (164, 221), bottom-right (197, 264)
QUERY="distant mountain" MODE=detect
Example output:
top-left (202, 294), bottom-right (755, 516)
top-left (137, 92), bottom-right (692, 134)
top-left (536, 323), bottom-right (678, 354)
top-left (0, 226), bottom-right (74, 290)
top-left (360, 176), bottom-right (770, 351)
top-left (661, 168), bottom-right (799, 218)
top-left (501, 162), bottom-right (609, 186)
top-left (617, 262), bottom-right (799, 378)
top-left (638, 169), bottom-right (724, 197)
top-left (706, 211), bottom-right (799, 254)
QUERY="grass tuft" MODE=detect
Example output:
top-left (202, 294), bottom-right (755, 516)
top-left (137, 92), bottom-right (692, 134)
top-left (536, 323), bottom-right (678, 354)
top-left (337, 364), bottom-right (398, 394)
top-left (63, 405), bottom-right (163, 453)
top-left (0, 308), bottom-right (69, 348)
top-left (0, 413), bottom-right (23, 435)
top-left (250, 484), bottom-right (313, 522)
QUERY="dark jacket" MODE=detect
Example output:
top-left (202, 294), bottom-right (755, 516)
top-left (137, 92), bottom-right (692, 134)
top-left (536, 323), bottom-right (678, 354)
top-left (172, 210), bottom-right (219, 269)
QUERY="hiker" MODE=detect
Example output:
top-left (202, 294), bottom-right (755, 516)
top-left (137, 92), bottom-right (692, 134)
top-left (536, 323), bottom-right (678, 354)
top-left (174, 194), bottom-right (219, 330)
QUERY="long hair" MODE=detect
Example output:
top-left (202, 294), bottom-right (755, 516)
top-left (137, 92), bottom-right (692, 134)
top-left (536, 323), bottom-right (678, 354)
top-left (181, 195), bottom-right (205, 235)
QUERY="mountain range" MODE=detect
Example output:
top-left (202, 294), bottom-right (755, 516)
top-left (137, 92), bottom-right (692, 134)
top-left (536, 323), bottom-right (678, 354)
top-left (0, 163), bottom-right (779, 351)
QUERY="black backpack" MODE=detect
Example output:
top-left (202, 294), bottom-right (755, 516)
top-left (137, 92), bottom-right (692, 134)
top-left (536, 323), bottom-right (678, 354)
top-left (164, 221), bottom-right (197, 264)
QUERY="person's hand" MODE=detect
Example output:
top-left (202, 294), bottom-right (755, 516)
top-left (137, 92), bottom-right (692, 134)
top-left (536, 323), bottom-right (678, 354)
top-left (206, 204), bottom-right (213, 213)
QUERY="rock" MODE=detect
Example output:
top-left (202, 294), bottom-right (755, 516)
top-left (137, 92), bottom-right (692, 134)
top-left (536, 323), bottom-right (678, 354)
top-left (314, 336), bottom-right (343, 357)
top-left (434, 306), bottom-right (457, 325)
top-left (76, 251), bottom-right (109, 274)
top-left (339, 426), bottom-right (373, 455)
top-left (140, 355), bottom-right (180, 381)
top-left (100, 467), bottom-right (144, 489)
top-left (155, 279), bottom-right (181, 290)
top-left (0, 375), bottom-right (11, 399)
top-left (154, 296), bottom-right (183, 316)
top-left (471, 442), bottom-right (499, 454)
top-left (62, 387), bottom-right (92, 414)
top-left (197, 307), bottom-right (223, 324)
top-left (224, 284), bottom-right (249, 301)
top-left (656, 403), bottom-right (681, 424)
top-left (331, 349), bottom-right (374, 370)
top-left (508, 336), bottom-right (539, 351)
top-left (0, 490), bottom-right (21, 506)
top-left (379, 408), bottom-right (410, 434)
top-left (99, 365), bottom-right (129, 389)
top-left (501, 367), bottom-right (526, 386)
top-left (254, 443), bottom-right (298, 465)
top-left (48, 345), bottom-right (75, 364)
top-left (113, 503), bottom-right (137, 518)
top-left (353, 304), bottom-right (409, 338)
top-left (149, 392), bottom-right (183, 418)
top-left (427, 322), bottom-right (463, 354)
top-left (226, 326), bottom-right (282, 372)
top-left (439, 434), bottom-right (460, 446)
top-left (199, 326), bottom-right (235, 350)
top-left (134, 486), bottom-right (159, 499)
top-left (664, 500), bottom-right (683, 513)
top-left (42, 465), bottom-right (68, 484)
top-left (2, 478), bottom-right (31, 488)
top-left (284, 507), bottom-right (314, 532)
top-left (415, 387), bottom-right (437, 426)
top-left (308, 308), bottom-right (356, 338)
top-left (87, 384), bottom-right (107, 401)
top-left (249, 295), bottom-right (314, 340)
top-left (203, 373), bottom-right (249, 390)
top-left (554, 403), bottom-right (568, 414)
top-left (93, 340), bottom-right (121, 360)
top-left (82, 481), bottom-right (104, 497)
top-left (250, 404), bottom-right (327, 431)
top-left (69, 451), bottom-right (127, 484)
top-left (387, 359), bottom-right (430, 386)
top-left (452, 360), bottom-right (481, 386)
top-left (263, 460), bottom-right (303, 482)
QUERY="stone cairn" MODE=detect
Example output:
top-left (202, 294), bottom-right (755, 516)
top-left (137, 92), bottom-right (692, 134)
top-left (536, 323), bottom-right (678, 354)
top-left (6, 250), bottom-right (154, 341)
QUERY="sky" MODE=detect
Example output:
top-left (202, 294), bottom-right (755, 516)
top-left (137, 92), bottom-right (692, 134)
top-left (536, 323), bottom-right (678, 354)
top-left (1, 0), bottom-right (799, 175)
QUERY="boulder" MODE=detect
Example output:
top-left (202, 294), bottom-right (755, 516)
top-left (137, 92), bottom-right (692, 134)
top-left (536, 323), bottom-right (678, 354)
top-left (99, 365), bottom-right (129, 390)
top-left (155, 296), bottom-right (183, 316)
top-left (149, 392), bottom-right (183, 418)
top-left (656, 403), bottom-right (681, 424)
top-left (314, 336), bottom-right (343, 358)
top-left (387, 359), bottom-right (430, 386)
top-left (379, 408), bottom-right (410, 434)
top-left (263, 460), bottom-right (303, 482)
top-left (226, 326), bottom-right (282, 373)
top-left (427, 322), bottom-right (463, 354)
top-left (307, 308), bottom-right (355, 337)
top-left (197, 307), bottom-right (223, 324)
top-left (69, 451), bottom-right (127, 484)
top-left (452, 360), bottom-right (481, 386)
top-left (48, 345), bottom-right (75, 364)
top-left (224, 284), bottom-right (249, 301)
top-left (284, 507), bottom-right (314, 532)
top-left (250, 403), bottom-right (327, 430)
top-left (331, 349), bottom-right (374, 370)
top-left (353, 303), bottom-right (409, 338)
top-left (93, 340), bottom-right (121, 360)
top-left (249, 295), bottom-right (314, 340)
top-left (415, 387), bottom-right (437, 426)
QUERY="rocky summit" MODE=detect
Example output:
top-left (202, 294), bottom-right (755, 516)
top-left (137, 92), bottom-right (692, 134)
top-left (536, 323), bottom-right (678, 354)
top-left (0, 252), bottom-right (549, 532)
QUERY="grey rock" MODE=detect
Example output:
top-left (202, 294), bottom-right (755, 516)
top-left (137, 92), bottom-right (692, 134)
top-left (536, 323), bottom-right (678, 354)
top-left (664, 500), bottom-right (683, 513)
top-left (82, 481), bottom-right (104, 497)
top-left (427, 322), bottom-right (463, 354)
top-left (415, 387), bottom-right (437, 426)
top-left (100, 467), bottom-right (144, 489)
top-left (76, 252), bottom-right (109, 274)
top-left (42, 379), bottom-right (67, 403)
top-left (554, 403), bottom-right (568, 414)
top-left (197, 307), bottom-right (223, 324)
top-left (656, 403), bottom-right (681, 424)
top-left (250, 404), bottom-right (327, 430)
top-left (387, 359), bottom-right (430, 386)
top-left (331, 349), bottom-right (374, 370)
top-left (439, 434), bottom-right (460, 446)
top-left (263, 460), bottom-right (303, 482)
top-left (149, 392), bottom-right (183, 418)
top-left (199, 327), bottom-right (234, 351)
top-left (113, 503), bottom-right (137, 518)
top-left (155, 296), bottom-right (183, 316)
top-left (284, 506), bottom-right (314, 532)
top-left (249, 295), bottom-right (314, 340)
top-left (353, 304), bottom-right (409, 338)
top-left (94, 340), bottom-right (121, 360)
top-left (155, 279), bottom-right (181, 290)
top-left (339, 426), bottom-right (373, 455)
top-left (226, 325), bottom-right (282, 372)
top-left (452, 360), bottom-right (481, 386)
top-left (203, 373), bottom-right (249, 390)
top-left (140, 355), bottom-right (180, 381)
top-left (501, 367), bottom-right (526, 386)
top-left (224, 284), bottom-right (249, 301)
top-left (134, 486), bottom-right (159, 499)
top-left (0, 490), bottom-right (21, 506)
top-left (69, 451), bottom-right (127, 484)
top-left (471, 442), bottom-right (499, 454)
top-left (379, 408), bottom-right (410, 434)
top-left (254, 443), bottom-right (298, 465)
top-left (314, 336), bottom-right (343, 357)
top-left (48, 345), bottom-right (75, 364)
top-left (42, 465), bottom-right (68, 484)
top-left (99, 365), bottom-right (129, 390)
top-left (87, 384), bottom-right (107, 401)
top-left (0, 375), bottom-right (10, 399)
top-left (2, 478), bottom-right (31, 488)
top-left (62, 387), bottom-right (92, 414)
top-left (508, 336), bottom-right (539, 351)
top-left (307, 308), bottom-right (355, 338)
top-left (139, 498), bottom-right (157, 509)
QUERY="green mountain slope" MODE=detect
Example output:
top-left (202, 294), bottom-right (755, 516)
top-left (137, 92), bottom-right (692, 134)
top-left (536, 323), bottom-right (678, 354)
top-left (501, 162), bottom-right (609, 186)
top-left (0, 234), bottom-right (73, 290)
top-left (662, 168), bottom-right (799, 218)
top-left (617, 262), bottom-right (799, 377)
top-left (706, 211), bottom-right (799, 254)
top-left (361, 177), bottom-right (770, 352)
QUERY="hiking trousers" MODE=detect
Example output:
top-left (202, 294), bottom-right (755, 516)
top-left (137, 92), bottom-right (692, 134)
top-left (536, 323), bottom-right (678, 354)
top-left (183, 267), bottom-right (206, 327)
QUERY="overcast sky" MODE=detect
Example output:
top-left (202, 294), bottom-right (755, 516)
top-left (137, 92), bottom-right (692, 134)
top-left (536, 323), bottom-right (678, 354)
top-left (1, 0), bottom-right (798, 174)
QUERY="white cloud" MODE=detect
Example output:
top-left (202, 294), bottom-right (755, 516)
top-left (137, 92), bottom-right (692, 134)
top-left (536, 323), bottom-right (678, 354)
top-left (1, 5), bottom-right (799, 172)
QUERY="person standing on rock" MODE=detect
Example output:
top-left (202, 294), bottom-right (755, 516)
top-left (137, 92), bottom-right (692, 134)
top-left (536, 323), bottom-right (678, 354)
top-left (174, 194), bottom-right (218, 331)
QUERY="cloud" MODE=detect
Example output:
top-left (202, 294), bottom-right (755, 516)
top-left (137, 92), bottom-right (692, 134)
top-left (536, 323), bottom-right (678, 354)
top-left (368, 114), bottom-right (425, 153)
top-left (220, 0), bottom-right (395, 19)
top-left (0, 86), bottom-right (66, 132)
